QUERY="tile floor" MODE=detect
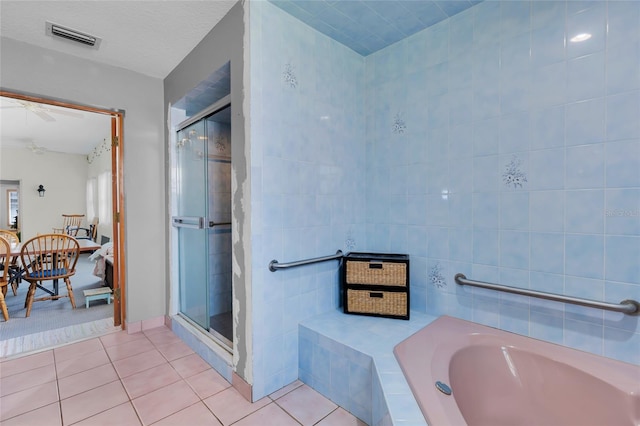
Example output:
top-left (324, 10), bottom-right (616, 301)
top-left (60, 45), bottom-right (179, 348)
top-left (0, 326), bottom-right (366, 426)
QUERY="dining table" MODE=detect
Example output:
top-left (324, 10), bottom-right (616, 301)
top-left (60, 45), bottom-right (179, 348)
top-left (6, 238), bottom-right (101, 257)
top-left (2, 238), bottom-right (102, 298)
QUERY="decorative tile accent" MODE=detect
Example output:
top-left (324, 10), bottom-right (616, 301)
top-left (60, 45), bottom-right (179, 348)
top-left (345, 230), bottom-right (356, 250)
top-left (428, 262), bottom-right (446, 288)
top-left (215, 135), bottom-right (226, 153)
top-left (503, 154), bottom-right (528, 188)
top-left (392, 113), bottom-right (406, 134)
top-left (283, 63), bottom-right (298, 89)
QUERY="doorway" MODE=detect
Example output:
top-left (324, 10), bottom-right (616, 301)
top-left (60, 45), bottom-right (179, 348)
top-left (0, 91), bottom-right (126, 344)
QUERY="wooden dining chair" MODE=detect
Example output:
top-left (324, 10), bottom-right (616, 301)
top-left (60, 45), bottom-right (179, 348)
top-left (53, 214), bottom-right (85, 236)
top-left (20, 233), bottom-right (80, 317)
top-left (0, 229), bottom-right (19, 246)
top-left (0, 229), bottom-right (21, 295)
top-left (75, 217), bottom-right (99, 242)
top-left (0, 236), bottom-right (11, 321)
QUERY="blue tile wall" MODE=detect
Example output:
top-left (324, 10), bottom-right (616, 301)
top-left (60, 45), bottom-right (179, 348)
top-left (250, 0), bottom-right (639, 407)
top-left (364, 0), bottom-right (640, 365)
top-left (250, 1), bottom-right (366, 399)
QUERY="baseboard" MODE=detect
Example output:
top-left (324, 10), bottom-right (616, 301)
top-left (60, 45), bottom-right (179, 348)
top-left (232, 372), bottom-right (253, 402)
top-left (126, 315), bottom-right (165, 334)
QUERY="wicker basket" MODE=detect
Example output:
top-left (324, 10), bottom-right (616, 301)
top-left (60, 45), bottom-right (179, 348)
top-left (346, 261), bottom-right (407, 286)
top-left (346, 289), bottom-right (408, 317)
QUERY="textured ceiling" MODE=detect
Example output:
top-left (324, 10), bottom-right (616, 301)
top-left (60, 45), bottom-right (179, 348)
top-left (269, 0), bottom-right (480, 56)
top-left (0, 0), bottom-right (237, 79)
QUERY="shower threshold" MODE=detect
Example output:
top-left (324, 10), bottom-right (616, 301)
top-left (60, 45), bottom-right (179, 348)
top-left (209, 311), bottom-right (233, 348)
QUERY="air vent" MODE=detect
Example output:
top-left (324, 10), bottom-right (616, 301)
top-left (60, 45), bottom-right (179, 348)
top-left (45, 21), bottom-right (101, 49)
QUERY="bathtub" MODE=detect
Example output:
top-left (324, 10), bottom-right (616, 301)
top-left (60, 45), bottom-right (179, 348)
top-left (394, 316), bottom-right (640, 426)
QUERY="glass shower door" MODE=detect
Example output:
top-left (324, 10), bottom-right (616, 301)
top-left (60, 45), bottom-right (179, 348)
top-left (174, 120), bottom-right (209, 329)
top-left (205, 106), bottom-right (232, 344)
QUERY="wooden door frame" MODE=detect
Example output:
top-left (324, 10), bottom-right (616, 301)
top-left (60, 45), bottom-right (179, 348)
top-left (0, 90), bottom-right (127, 328)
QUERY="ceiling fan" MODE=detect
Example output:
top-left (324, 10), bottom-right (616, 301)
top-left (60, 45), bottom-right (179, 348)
top-left (13, 138), bottom-right (49, 155)
top-left (0, 99), bottom-right (83, 122)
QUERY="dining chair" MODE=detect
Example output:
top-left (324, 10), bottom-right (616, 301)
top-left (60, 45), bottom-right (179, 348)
top-left (52, 214), bottom-right (85, 236)
top-left (20, 233), bottom-right (80, 317)
top-left (0, 236), bottom-right (11, 321)
top-left (0, 229), bottom-right (21, 295)
top-left (0, 229), bottom-right (19, 245)
top-left (75, 217), bottom-right (99, 241)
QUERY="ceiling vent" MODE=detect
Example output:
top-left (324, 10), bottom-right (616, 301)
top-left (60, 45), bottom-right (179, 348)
top-left (45, 21), bottom-right (101, 49)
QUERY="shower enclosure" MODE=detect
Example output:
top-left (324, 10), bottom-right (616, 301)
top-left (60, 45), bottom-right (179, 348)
top-left (173, 98), bottom-right (232, 347)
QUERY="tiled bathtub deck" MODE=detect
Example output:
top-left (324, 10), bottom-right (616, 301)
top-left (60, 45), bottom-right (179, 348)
top-left (299, 309), bottom-right (438, 426)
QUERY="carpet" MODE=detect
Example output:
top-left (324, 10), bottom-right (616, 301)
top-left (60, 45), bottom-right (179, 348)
top-left (0, 254), bottom-right (113, 341)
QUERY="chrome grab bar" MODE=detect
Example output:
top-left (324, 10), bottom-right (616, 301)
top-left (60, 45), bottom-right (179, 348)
top-left (455, 273), bottom-right (640, 316)
top-left (269, 250), bottom-right (343, 272)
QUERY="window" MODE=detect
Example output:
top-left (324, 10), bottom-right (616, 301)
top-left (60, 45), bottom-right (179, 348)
top-left (98, 171), bottom-right (112, 225)
top-left (86, 178), bottom-right (97, 222)
top-left (6, 189), bottom-right (18, 228)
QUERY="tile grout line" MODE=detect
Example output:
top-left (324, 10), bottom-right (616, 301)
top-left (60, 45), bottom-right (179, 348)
top-left (101, 333), bottom-right (146, 426)
top-left (312, 406), bottom-right (341, 425)
top-left (52, 347), bottom-right (64, 426)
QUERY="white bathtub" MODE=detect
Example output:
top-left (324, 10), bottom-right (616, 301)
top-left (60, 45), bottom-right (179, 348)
top-left (394, 316), bottom-right (640, 425)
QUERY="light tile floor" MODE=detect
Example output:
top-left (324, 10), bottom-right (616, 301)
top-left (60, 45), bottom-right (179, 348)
top-left (0, 326), bottom-right (367, 426)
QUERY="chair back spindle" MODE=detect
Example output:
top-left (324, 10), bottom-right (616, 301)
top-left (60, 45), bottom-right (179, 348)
top-left (53, 214), bottom-right (85, 236)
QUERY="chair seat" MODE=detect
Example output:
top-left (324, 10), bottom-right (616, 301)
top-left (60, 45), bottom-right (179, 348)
top-left (29, 268), bottom-right (68, 278)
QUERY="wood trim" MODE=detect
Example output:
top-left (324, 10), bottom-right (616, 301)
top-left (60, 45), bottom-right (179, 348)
top-left (110, 116), bottom-right (121, 327)
top-left (118, 116), bottom-right (127, 328)
top-left (1, 89), bottom-right (126, 329)
top-left (0, 90), bottom-right (123, 116)
top-left (111, 115), bottom-right (127, 328)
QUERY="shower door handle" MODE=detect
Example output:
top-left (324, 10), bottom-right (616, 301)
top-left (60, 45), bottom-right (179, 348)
top-left (172, 216), bottom-right (205, 229)
top-left (208, 220), bottom-right (232, 228)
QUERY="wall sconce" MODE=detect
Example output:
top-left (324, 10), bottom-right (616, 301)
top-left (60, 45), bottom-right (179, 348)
top-left (37, 184), bottom-right (46, 197)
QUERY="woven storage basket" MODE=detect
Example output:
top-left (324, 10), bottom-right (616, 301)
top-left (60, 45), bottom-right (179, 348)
top-left (346, 261), bottom-right (407, 286)
top-left (346, 289), bottom-right (408, 317)
top-left (342, 252), bottom-right (410, 320)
